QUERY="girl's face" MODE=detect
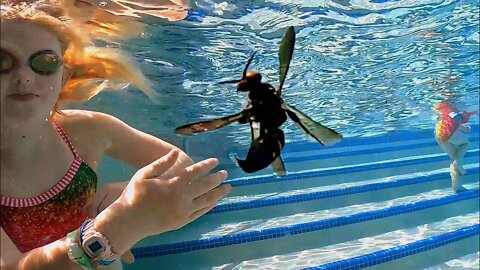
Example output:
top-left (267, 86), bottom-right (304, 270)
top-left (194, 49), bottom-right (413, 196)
top-left (1, 20), bottom-right (65, 124)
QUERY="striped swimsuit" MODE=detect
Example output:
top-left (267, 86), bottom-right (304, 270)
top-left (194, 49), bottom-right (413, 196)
top-left (435, 112), bottom-right (474, 143)
top-left (0, 122), bottom-right (97, 252)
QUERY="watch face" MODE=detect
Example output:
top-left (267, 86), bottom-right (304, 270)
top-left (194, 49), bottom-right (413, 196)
top-left (84, 237), bottom-right (106, 257)
top-left (88, 241), bottom-right (103, 253)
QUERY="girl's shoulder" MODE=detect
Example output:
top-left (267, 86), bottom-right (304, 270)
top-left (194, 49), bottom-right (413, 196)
top-left (53, 109), bottom-right (138, 153)
top-left (53, 110), bottom-right (119, 165)
top-left (54, 109), bottom-right (119, 131)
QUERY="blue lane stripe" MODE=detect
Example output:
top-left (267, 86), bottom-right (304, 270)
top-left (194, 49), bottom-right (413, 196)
top-left (304, 224), bottom-right (480, 270)
top-left (286, 137), bottom-right (480, 163)
top-left (278, 126), bottom-right (479, 154)
top-left (131, 189), bottom-right (479, 258)
top-left (186, 126), bottom-right (479, 159)
top-left (221, 136), bottom-right (480, 170)
top-left (225, 149), bottom-right (480, 187)
top-left (210, 166), bottom-right (480, 214)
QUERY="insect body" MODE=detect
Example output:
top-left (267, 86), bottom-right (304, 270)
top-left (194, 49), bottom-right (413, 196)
top-left (175, 26), bottom-right (342, 176)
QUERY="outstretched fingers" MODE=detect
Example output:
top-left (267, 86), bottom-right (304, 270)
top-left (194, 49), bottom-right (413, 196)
top-left (189, 203), bottom-right (217, 222)
top-left (175, 158), bottom-right (220, 185)
top-left (142, 149), bottom-right (180, 179)
top-left (188, 170), bottom-right (228, 198)
top-left (191, 184), bottom-right (231, 214)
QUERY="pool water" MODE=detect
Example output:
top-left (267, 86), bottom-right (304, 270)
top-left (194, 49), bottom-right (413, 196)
top-left (77, 0), bottom-right (479, 147)
top-left (117, 127), bottom-right (479, 269)
top-left (73, 0), bottom-right (480, 269)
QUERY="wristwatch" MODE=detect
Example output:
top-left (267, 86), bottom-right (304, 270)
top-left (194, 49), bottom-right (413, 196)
top-left (80, 219), bottom-right (119, 266)
top-left (66, 230), bottom-right (95, 270)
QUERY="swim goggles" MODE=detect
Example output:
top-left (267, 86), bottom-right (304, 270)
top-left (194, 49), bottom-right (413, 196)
top-left (1, 49), bottom-right (64, 76)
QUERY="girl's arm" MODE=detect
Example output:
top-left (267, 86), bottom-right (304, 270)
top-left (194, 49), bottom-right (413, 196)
top-left (1, 228), bottom-right (85, 270)
top-left (1, 151), bottom-right (230, 270)
top-left (96, 111), bottom-right (194, 176)
top-left (60, 109), bottom-right (194, 176)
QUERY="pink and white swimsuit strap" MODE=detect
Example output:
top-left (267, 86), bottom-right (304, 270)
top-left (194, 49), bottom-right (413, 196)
top-left (0, 121), bottom-right (83, 207)
top-left (51, 120), bottom-right (81, 160)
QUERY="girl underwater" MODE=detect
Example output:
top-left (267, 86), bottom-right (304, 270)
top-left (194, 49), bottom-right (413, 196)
top-left (0, 1), bottom-right (231, 269)
top-left (434, 100), bottom-right (478, 192)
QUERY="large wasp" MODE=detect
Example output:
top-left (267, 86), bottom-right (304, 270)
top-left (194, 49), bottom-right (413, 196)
top-left (175, 26), bottom-right (342, 176)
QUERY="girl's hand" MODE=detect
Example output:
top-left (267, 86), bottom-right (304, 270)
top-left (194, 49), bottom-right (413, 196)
top-left (83, 182), bottom-right (134, 264)
top-left (94, 149), bottom-right (231, 255)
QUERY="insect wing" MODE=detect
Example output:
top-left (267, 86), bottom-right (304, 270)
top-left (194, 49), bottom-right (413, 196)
top-left (282, 103), bottom-right (342, 146)
top-left (175, 111), bottom-right (249, 135)
top-left (278, 26), bottom-right (295, 95)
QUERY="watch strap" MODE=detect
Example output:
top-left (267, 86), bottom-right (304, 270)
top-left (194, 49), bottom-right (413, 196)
top-left (80, 219), bottom-right (119, 265)
top-left (66, 230), bottom-right (95, 270)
